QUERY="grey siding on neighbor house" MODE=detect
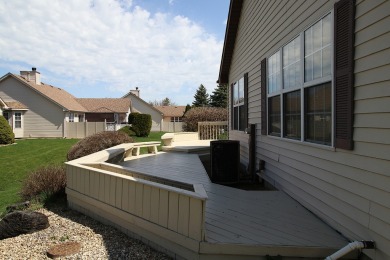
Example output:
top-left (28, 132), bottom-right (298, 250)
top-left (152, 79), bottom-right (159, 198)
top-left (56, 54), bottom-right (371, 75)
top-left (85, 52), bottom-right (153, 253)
top-left (129, 97), bottom-right (163, 131)
top-left (0, 77), bottom-right (65, 137)
top-left (228, 0), bottom-right (390, 259)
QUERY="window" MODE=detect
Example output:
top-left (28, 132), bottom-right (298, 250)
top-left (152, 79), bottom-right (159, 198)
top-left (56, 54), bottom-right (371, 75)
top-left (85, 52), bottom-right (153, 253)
top-left (232, 75), bottom-right (247, 131)
top-left (283, 37), bottom-right (301, 90)
top-left (69, 113), bottom-right (74, 122)
top-left (170, 117), bottom-right (182, 122)
top-left (268, 96), bottom-right (281, 136)
top-left (284, 90), bottom-right (301, 140)
top-left (266, 13), bottom-right (333, 146)
top-left (268, 51), bottom-right (281, 94)
top-left (14, 112), bottom-right (21, 128)
top-left (261, 1), bottom-right (354, 149)
top-left (78, 114), bottom-right (84, 122)
top-left (305, 83), bottom-right (332, 145)
top-left (304, 14), bottom-right (332, 82)
top-left (3, 112), bottom-right (9, 122)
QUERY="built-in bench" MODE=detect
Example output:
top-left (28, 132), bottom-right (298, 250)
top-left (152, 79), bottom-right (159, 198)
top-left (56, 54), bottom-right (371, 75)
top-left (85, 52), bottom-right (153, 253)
top-left (161, 132), bottom-right (199, 146)
top-left (124, 141), bottom-right (160, 157)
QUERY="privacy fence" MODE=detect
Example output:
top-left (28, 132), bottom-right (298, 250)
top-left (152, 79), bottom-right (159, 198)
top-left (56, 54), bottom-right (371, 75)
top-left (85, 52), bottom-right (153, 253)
top-left (65, 121), bottom-right (126, 138)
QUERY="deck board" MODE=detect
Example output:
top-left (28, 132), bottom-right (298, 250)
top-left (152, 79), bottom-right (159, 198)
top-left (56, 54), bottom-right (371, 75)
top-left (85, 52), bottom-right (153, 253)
top-left (118, 152), bottom-right (348, 250)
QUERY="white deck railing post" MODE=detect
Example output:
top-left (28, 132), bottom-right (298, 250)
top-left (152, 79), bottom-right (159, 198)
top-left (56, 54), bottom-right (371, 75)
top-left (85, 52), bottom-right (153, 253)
top-left (198, 121), bottom-right (228, 140)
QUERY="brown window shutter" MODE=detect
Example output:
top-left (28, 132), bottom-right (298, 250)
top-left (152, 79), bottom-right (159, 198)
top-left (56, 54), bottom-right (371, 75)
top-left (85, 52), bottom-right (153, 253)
top-left (334, 0), bottom-right (355, 150)
top-left (261, 58), bottom-right (267, 135)
top-left (230, 83), bottom-right (234, 130)
top-left (243, 73), bottom-right (249, 129)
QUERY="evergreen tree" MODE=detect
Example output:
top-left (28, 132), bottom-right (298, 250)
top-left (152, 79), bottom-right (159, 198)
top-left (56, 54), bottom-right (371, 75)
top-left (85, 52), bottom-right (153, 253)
top-left (162, 97), bottom-right (171, 106)
top-left (183, 104), bottom-right (192, 116)
top-left (148, 97), bottom-right (176, 106)
top-left (210, 84), bottom-right (228, 108)
top-left (192, 84), bottom-right (209, 107)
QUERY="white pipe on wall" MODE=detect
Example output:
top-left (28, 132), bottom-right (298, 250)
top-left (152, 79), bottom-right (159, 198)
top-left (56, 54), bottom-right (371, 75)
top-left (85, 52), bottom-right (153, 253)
top-left (325, 241), bottom-right (375, 260)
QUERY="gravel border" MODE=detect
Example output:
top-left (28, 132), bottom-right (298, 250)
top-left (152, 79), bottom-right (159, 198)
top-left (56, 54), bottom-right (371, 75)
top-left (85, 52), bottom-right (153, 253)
top-left (0, 205), bottom-right (171, 259)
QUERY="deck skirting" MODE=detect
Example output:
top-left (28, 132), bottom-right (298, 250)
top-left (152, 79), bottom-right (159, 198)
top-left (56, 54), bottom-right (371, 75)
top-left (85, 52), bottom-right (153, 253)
top-left (67, 189), bottom-right (202, 259)
top-left (68, 188), bottom-right (342, 260)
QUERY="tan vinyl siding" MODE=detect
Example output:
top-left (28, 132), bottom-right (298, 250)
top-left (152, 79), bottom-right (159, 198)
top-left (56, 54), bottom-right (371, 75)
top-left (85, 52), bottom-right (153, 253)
top-left (128, 97), bottom-right (162, 132)
top-left (228, 0), bottom-right (389, 259)
top-left (0, 77), bottom-right (65, 137)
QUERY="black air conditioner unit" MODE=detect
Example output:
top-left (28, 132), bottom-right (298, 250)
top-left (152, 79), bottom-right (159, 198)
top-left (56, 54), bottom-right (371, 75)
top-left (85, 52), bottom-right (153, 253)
top-left (210, 140), bottom-right (239, 184)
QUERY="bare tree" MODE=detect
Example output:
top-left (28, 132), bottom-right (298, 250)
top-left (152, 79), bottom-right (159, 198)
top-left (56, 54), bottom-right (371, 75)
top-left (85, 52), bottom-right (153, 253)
top-left (148, 97), bottom-right (177, 106)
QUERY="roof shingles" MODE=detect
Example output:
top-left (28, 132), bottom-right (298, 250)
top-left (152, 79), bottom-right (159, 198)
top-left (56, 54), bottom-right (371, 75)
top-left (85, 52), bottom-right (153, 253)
top-left (76, 98), bottom-right (130, 113)
top-left (155, 106), bottom-right (186, 117)
top-left (5, 101), bottom-right (28, 109)
top-left (13, 74), bottom-right (87, 112)
top-left (6, 74), bottom-right (130, 113)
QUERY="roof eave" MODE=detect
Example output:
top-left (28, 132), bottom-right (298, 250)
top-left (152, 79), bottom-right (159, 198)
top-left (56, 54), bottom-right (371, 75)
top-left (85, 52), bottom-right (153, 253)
top-left (217, 0), bottom-right (243, 84)
top-left (125, 93), bottom-right (164, 115)
top-left (6, 74), bottom-right (88, 112)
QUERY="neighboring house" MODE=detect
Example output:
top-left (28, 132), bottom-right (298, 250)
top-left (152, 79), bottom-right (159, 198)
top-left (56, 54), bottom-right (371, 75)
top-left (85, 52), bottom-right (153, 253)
top-left (0, 97), bottom-right (5, 113)
top-left (218, 0), bottom-right (389, 259)
top-left (155, 105), bottom-right (186, 132)
top-left (76, 98), bottom-right (130, 123)
top-left (0, 68), bottom-right (130, 138)
top-left (122, 89), bottom-right (164, 131)
top-left (0, 99), bottom-right (29, 138)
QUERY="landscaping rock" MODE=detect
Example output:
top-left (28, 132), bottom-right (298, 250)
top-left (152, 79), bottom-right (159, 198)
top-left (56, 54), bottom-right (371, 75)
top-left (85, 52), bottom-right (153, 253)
top-left (6, 201), bottom-right (30, 213)
top-left (47, 241), bottom-right (81, 258)
top-left (0, 211), bottom-right (49, 240)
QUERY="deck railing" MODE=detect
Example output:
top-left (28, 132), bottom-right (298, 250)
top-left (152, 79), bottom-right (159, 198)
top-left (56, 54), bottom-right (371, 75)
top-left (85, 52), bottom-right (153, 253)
top-left (198, 121), bottom-right (228, 140)
top-left (65, 144), bottom-right (207, 246)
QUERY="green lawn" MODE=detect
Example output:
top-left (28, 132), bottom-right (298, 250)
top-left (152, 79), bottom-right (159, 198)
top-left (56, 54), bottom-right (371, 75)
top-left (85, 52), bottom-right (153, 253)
top-left (0, 139), bottom-right (79, 214)
top-left (0, 132), bottom-right (166, 215)
top-left (132, 131), bottom-right (166, 143)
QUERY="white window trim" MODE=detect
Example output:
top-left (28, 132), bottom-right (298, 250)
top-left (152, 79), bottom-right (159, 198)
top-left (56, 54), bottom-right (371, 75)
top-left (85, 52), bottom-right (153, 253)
top-left (266, 11), bottom-right (334, 147)
top-left (232, 77), bottom-right (245, 131)
top-left (14, 112), bottom-right (22, 129)
top-left (69, 112), bottom-right (74, 122)
top-left (170, 117), bottom-right (182, 122)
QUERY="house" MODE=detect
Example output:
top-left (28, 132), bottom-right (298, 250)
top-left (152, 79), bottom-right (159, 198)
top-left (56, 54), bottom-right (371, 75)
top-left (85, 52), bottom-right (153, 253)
top-left (0, 68), bottom-right (130, 138)
top-left (218, 0), bottom-right (390, 259)
top-left (155, 105), bottom-right (186, 132)
top-left (76, 98), bottom-right (130, 123)
top-left (122, 89), bottom-right (164, 131)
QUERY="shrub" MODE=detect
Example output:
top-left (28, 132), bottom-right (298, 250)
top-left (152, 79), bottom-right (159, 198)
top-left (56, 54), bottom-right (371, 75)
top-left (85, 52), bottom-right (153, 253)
top-left (0, 115), bottom-right (14, 144)
top-left (67, 131), bottom-right (133, 161)
top-left (130, 125), bottom-right (140, 136)
top-left (21, 165), bottom-right (66, 202)
top-left (118, 126), bottom-right (136, 136)
top-left (128, 112), bottom-right (140, 124)
top-left (132, 114), bottom-right (152, 137)
top-left (183, 107), bottom-right (228, 132)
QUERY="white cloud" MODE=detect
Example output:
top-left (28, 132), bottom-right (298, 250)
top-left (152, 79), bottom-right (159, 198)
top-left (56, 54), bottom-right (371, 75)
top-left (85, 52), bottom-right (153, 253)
top-left (0, 0), bottom-right (223, 104)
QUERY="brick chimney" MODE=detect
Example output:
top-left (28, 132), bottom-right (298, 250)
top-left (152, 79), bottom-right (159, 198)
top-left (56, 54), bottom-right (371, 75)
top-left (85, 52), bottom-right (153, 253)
top-left (20, 67), bottom-right (41, 85)
top-left (130, 87), bottom-right (140, 97)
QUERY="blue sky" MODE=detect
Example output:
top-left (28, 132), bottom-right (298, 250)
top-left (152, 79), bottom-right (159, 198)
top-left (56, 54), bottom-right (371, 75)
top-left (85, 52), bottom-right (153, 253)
top-left (0, 0), bottom-right (229, 105)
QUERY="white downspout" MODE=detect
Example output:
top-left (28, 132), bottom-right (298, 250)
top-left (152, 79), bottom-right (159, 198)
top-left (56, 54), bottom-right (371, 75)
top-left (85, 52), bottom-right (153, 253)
top-left (325, 241), bottom-right (375, 260)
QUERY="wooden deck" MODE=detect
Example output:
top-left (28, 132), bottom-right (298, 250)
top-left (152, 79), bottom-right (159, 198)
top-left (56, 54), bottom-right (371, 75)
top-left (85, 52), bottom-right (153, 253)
top-left (118, 152), bottom-right (349, 258)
